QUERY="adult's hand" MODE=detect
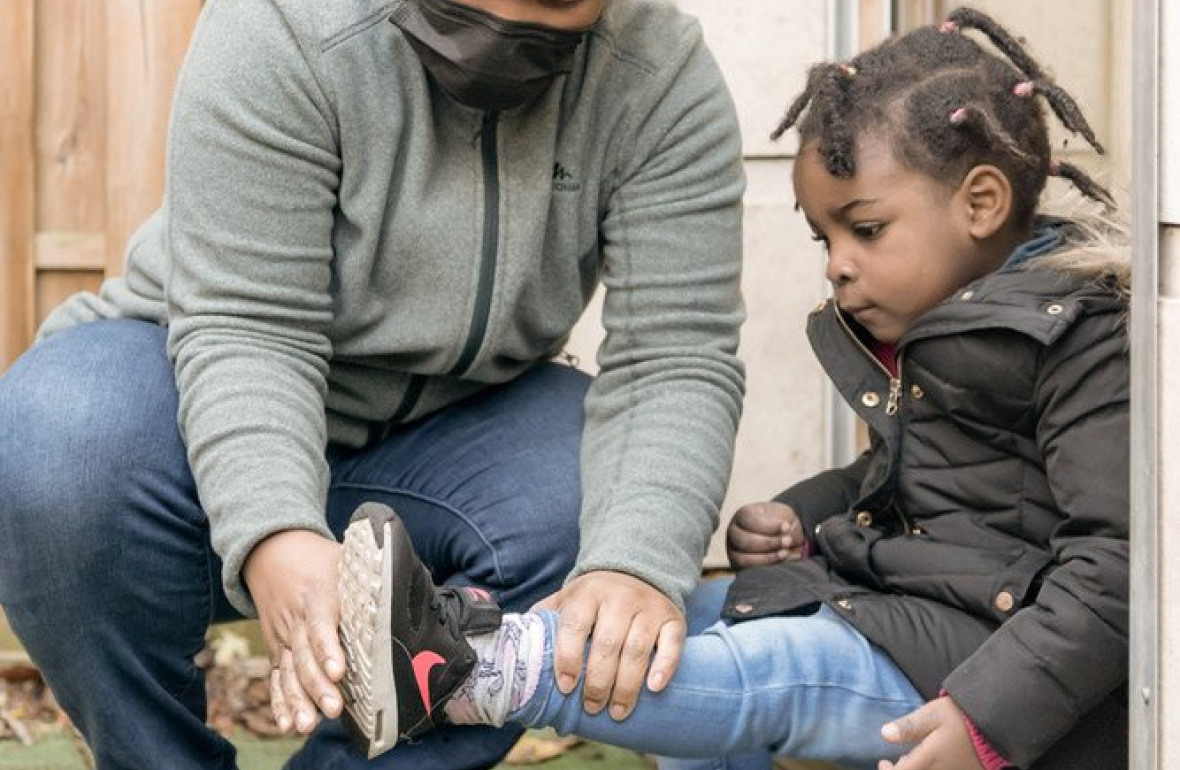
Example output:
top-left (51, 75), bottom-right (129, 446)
top-left (533, 571), bottom-right (684, 722)
top-left (242, 530), bottom-right (346, 735)
top-left (726, 501), bottom-right (807, 569)
top-left (878, 697), bottom-right (985, 770)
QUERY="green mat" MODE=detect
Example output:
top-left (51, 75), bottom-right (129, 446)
top-left (0, 732), bottom-right (308, 770)
top-left (0, 733), bottom-right (86, 770)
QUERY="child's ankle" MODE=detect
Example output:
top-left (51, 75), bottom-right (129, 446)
top-left (443, 612), bottom-right (546, 727)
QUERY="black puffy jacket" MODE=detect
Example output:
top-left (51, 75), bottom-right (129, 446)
top-left (724, 234), bottom-right (1129, 769)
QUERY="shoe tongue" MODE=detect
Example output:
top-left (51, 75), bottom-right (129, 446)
top-left (407, 566), bottom-right (431, 631)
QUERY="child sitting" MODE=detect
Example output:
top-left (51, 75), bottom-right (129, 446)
top-left (324, 8), bottom-right (1128, 769)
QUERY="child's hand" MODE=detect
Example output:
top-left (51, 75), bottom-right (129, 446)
top-left (878, 697), bottom-right (985, 770)
top-left (725, 501), bottom-right (807, 569)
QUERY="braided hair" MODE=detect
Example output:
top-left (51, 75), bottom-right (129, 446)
top-left (773, 7), bottom-right (1113, 228)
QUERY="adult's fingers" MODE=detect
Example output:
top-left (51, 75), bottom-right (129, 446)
top-left (269, 666), bottom-right (294, 733)
top-left (538, 572), bottom-right (685, 717)
top-left (605, 614), bottom-right (662, 720)
top-left (309, 602), bottom-right (345, 682)
top-left (543, 591), bottom-right (597, 696)
top-left (241, 530), bottom-right (344, 722)
top-left (302, 594), bottom-right (345, 716)
top-left (278, 647), bottom-right (319, 734)
top-left (291, 626), bottom-right (343, 719)
top-left (645, 614), bottom-right (685, 693)
top-left (581, 574), bottom-right (684, 719)
top-left (579, 606), bottom-right (628, 715)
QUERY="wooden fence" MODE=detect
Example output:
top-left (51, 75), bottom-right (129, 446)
top-left (0, 0), bottom-right (203, 372)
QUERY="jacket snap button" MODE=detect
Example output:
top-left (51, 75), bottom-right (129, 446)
top-left (961, 290), bottom-right (975, 300)
top-left (994, 591), bottom-right (1016, 613)
top-left (910, 384), bottom-right (924, 399)
top-left (861, 392), bottom-right (880, 408)
top-left (855, 510), bottom-right (873, 527)
top-left (814, 523), bottom-right (823, 536)
top-left (1046, 303), bottom-right (1064, 315)
top-left (734, 603), bottom-right (754, 615)
top-left (835, 597), bottom-right (853, 610)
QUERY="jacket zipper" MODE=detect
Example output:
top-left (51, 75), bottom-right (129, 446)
top-left (384, 112), bottom-right (500, 429)
top-left (450, 111), bottom-right (501, 377)
top-left (834, 307), bottom-right (905, 415)
top-left (389, 374), bottom-right (426, 424)
top-left (885, 374), bottom-right (902, 416)
top-left (833, 306), bottom-right (914, 534)
top-left (385, 113), bottom-right (500, 428)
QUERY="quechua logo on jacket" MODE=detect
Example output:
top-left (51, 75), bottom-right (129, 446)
top-left (553, 163), bottom-right (581, 192)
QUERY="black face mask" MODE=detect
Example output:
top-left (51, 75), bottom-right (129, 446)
top-left (391, 0), bottom-right (589, 113)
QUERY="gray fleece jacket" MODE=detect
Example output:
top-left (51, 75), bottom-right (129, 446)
top-left (39, 0), bottom-right (747, 615)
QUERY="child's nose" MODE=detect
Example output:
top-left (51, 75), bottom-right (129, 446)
top-left (825, 250), bottom-right (856, 285)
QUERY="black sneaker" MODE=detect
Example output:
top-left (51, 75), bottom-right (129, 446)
top-left (337, 502), bottom-right (502, 758)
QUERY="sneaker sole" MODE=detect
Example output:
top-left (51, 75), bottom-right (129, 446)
top-left (339, 516), bottom-right (398, 759)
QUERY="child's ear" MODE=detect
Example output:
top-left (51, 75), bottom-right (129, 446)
top-left (957, 164), bottom-right (1013, 239)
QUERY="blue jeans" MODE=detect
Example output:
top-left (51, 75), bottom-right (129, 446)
top-left (514, 578), bottom-right (924, 770)
top-left (0, 319), bottom-right (588, 770)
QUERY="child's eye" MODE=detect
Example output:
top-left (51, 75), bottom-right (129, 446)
top-left (852, 222), bottom-right (886, 239)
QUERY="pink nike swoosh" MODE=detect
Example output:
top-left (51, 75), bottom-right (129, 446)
top-left (464, 586), bottom-right (492, 602)
top-left (412, 651), bottom-right (446, 714)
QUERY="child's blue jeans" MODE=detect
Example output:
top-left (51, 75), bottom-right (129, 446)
top-left (514, 578), bottom-right (925, 770)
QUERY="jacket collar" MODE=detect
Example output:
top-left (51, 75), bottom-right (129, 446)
top-left (1001, 221), bottom-right (1066, 270)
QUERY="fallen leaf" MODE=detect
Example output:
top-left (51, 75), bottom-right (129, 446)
top-left (503, 731), bottom-right (581, 764)
top-left (210, 631), bottom-right (252, 668)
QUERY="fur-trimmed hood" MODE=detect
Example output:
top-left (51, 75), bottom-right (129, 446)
top-left (1034, 198), bottom-right (1131, 297)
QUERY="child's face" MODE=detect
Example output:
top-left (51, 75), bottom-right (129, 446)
top-left (793, 134), bottom-right (1007, 344)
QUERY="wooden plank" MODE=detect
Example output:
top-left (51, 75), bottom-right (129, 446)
top-left (35, 271), bottom-right (104, 329)
top-left (34, 232), bottom-right (107, 271)
top-left (35, 0), bottom-right (107, 236)
top-left (0, 0), bottom-right (36, 372)
top-left (857, 0), bottom-right (891, 49)
top-left (899, 0), bottom-right (937, 31)
top-left (105, 0), bottom-right (203, 277)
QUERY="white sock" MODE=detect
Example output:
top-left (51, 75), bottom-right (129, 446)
top-left (443, 612), bottom-right (546, 727)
